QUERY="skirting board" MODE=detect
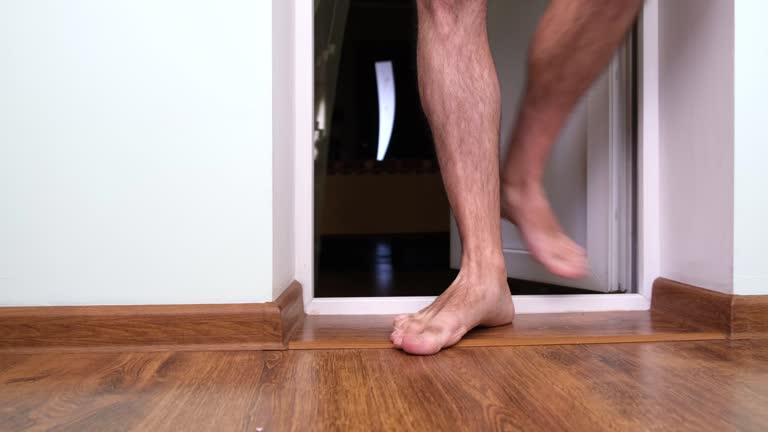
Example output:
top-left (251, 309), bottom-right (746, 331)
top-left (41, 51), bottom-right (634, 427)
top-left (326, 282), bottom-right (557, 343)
top-left (0, 281), bottom-right (306, 353)
top-left (651, 278), bottom-right (768, 339)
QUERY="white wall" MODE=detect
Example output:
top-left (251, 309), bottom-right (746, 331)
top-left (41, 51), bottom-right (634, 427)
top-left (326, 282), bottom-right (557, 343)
top-left (734, 0), bottom-right (768, 295)
top-left (272, 0), bottom-right (296, 299)
top-left (0, 1), bottom-right (275, 305)
top-left (658, 0), bottom-right (735, 294)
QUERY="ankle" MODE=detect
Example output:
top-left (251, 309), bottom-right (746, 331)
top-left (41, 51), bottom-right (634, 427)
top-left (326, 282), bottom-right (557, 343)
top-left (459, 252), bottom-right (506, 275)
top-left (501, 178), bottom-right (547, 210)
top-left (500, 176), bottom-right (542, 195)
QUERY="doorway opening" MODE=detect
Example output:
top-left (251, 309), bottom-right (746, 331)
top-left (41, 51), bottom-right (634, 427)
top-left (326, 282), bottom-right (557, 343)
top-left (313, 0), bottom-right (635, 299)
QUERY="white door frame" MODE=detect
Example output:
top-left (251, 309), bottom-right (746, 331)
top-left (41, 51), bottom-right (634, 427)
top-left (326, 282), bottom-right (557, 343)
top-left (293, 0), bottom-right (659, 315)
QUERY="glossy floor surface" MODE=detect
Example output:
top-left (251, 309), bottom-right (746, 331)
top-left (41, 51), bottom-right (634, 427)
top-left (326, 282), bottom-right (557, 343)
top-left (288, 312), bottom-right (725, 349)
top-left (2, 340), bottom-right (767, 431)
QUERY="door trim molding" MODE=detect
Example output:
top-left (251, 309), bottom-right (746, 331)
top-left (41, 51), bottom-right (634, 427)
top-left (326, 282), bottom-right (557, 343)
top-left (636, 0), bottom-right (660, 301)
top-left (294, 1), bottom-right (661, 312)
top-left (308, 294), bottom-right (650, 315)
top-left (294, 0), bottom-right (314, 309)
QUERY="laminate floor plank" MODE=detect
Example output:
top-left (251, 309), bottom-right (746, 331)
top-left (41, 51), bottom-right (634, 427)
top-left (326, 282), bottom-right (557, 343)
top-left (2, 341), bottom-right (768, 431)
top-left (289, 311), bottom-right (726, 349)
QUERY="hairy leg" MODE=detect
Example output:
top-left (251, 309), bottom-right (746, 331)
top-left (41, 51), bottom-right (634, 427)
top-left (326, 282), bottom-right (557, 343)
top-left (390, 0), bottom-right (515, 355)
top-left (501, 0), bottom-right (643, 278)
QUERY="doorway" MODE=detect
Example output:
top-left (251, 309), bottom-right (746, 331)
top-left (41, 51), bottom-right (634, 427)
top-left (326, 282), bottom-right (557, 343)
top-left (313, 0), bottom-right (635, 300)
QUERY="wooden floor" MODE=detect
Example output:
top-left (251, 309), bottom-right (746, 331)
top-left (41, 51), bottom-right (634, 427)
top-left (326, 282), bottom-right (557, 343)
top-left (1, 340), bottom-right (767, 431)
top-left (289, 311), bottom-right (726, 349)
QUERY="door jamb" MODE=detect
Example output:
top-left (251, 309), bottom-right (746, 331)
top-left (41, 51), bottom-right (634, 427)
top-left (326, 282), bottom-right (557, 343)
top-left (292, 0), bottom-right (659, 314)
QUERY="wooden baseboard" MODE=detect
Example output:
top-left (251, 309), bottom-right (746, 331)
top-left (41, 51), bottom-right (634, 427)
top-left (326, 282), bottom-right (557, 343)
top-left (652, 278), bottom-right (768, 339)
top-left (0, 281), bottom-right (305, 353)
top-left (274, 281), bottom-right (307, 345)
top-left (651, 278), bottom-right (733, 333)
top-left (3, 278), bottom-right (762, 353)
top-left (731, 295), bottom-right (768, 339)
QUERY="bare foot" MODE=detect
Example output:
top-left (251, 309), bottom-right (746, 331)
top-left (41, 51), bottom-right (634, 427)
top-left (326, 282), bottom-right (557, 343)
top-left (501, 180), bottom-right (588, 279)
top-left (390, 262), bottom-right (515, 355)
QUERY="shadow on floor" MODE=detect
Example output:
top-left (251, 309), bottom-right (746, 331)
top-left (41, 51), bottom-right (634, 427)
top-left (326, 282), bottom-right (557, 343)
top-left (316, 233), bottom-right (601, 297)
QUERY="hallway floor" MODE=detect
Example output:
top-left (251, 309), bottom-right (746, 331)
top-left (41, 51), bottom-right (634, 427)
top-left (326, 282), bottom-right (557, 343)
top-left (2, 340), bottom-right (767, 431)
top-left (317, 234), bottom-right (599, 297)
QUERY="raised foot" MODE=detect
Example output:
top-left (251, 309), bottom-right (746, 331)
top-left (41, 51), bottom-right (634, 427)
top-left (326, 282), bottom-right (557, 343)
top-left (500, 181), bottom-right (588, 279)
top-left (390, 268), bottom-right (515, 355)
